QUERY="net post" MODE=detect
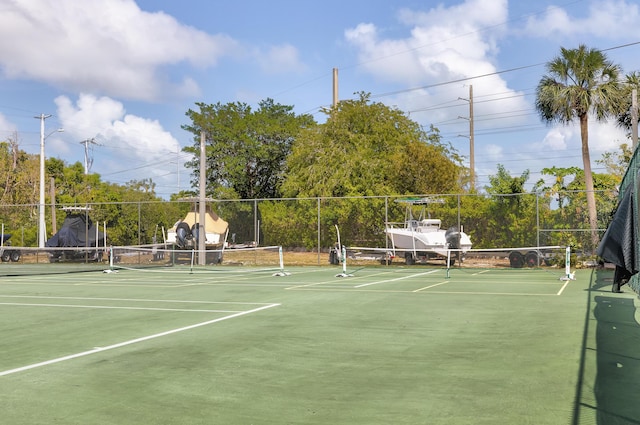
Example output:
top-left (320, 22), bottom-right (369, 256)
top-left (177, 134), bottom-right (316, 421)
top-left (109, 245), bottom-right (113, 270)
top-left (335, 245), bottom-right (353, 277)
top-left (272, 246), bottom-right (291, 276)
top-left (560, 246), bottom-right (576, 281)
top-left (190, 249), bottom-right (195, 274)
top-left (446, 249), bottom-right (451, 279)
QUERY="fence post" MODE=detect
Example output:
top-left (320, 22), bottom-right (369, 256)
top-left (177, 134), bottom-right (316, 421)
top-left (457, 194), bottom-right (461, 232)
top-left (385, 197), bottom-right (389, 252)
top-left (254, 199), bottom-right (258, 246)
top-left (536, 192), bottom-right (540, 248)
top-left (317, 197), bottom-right (321, 265)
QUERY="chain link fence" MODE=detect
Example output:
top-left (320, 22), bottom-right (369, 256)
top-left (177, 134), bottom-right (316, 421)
top-left (0, 189), bottom-right (618, 266)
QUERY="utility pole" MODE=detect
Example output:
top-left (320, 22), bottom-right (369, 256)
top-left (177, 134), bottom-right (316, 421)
top-left (458, 85), bottom-right (475, 190)
top-left (468, 85), bottom-right (475, 190)
top-left (198, 130), bottom-right (206, 265)
top-left (80, 138), bottom-right (99, 174)
top-left (332, 68), bottom-right (339, 108)
top-left (35, 113), bottom-right (51, 249)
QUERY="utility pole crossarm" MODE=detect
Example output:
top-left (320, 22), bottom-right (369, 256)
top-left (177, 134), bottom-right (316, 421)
top-left (80, 138), bottom-right (100, 174)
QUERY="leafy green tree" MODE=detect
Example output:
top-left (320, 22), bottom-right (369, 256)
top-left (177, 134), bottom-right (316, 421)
top-left (0, 134), bottom-right (39, 244)
top-left (540, 166), bottom-right (582, 209)
top-left (182, 98), bottom-right (316, 199)
top-left (535, 45), bottom-right (624, 250)
top-left (282, 92), bottom-right (463, 198)
top-left (280, 92), bottom-right (464, 248)
top-left (535, 165), bottom-right (617, 250)
top-left (484, 165), bottom-right (538, 247)
top-left (596, 143), bottom-right (632, 184)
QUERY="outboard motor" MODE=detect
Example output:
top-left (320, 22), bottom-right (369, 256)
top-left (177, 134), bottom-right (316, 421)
top-left (191, 223), bottom-right (200, 246)
top-left (445, 226), bottom-right (461, 249)
top-left (445, 226), bottom-right (462, 263)
top-left (175, 222), bottom-right (192, 248)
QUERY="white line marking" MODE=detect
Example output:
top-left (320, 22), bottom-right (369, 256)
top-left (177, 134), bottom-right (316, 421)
top-left (0, 302), bottom-right (240, 313)
top-left (413, 281), bottom-right (450, 292)
top-left (0, 295), bottom-right (268, 305)
top-left (354, 269), bottom-right (441, 288)
top-left (557, 280), bottom-right (570, 295)
top-left (0, 303), bottom-right (279, 377)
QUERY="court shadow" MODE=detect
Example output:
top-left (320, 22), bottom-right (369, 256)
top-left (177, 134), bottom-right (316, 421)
top-left (590, 293), bottom-right (640, 424)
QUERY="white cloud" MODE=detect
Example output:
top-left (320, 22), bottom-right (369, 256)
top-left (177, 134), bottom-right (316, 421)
top-left (535, 119), bottom-right (628, 164)
top-left (541, 128), bottom-right (571, 151)
top-left (0, 0), bottom-right (239, 101)
top-left (484, 143), bottom-right (504, 161)
top-left (343, 0), bottom-right (530, 143)
top-left (345, 0), bottom-right (507, 85)
top-left (523, 0), bottom-right (640, 39)
top-left (588, 120), bottom-right (628, 153)
top-left (54, 93), bottom-right (181, 182)
top-left (0, 113), bottom-right (17, 140)
top-left (256, 44), bottom-right (307, 74)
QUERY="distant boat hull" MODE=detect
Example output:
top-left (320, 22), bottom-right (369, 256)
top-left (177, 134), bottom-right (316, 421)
top-left (166, 211), bottom-right (229, 250)
top-left (385, 219), bottom-right (471, 262)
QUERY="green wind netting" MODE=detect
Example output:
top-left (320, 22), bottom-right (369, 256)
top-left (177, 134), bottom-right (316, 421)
top-left (616, 145), bottom-right (640, 293)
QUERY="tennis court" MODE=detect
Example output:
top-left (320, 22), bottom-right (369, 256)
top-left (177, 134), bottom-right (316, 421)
top-left (0, 263), bottom-right (635, 424)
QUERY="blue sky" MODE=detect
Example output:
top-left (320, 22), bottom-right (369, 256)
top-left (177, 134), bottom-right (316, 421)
top-left (1, 0), bottom-right (639, 198)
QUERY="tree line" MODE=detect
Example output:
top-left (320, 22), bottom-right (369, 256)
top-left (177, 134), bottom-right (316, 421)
top-left (0, 45), bottom-right (636, 253)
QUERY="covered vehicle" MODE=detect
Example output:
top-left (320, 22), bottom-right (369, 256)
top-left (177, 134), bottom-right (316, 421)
top-left (166, 204), bottom-right (229, 264)
top-left (0, 233), bottom-right (20, 262)
top-left (46, 207), bottom-right (106, 262)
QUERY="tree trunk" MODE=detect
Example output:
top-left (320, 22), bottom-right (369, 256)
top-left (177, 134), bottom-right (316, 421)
top-left (580, 114), bottom-right (599, 251)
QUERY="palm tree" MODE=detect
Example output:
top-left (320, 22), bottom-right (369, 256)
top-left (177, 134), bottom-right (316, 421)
top-left (616, 71), bottom-right (640, 134)
top-left (535, 45), bottom-right (623, 250)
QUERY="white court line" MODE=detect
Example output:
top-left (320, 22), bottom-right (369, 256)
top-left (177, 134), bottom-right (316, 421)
top-left (413, 281), bottom-right (450, 292)
top-left (557, 279), bottom-right (570, 295)
top-left (0, 302), bottom-right (279, 377)
top-left (354, 269), bottom-right (441, 288)
top-left (0, 302), bottom-right (240, 313)
top-left (285, 270), bottom-right (398, 290)
top-left (0, 295), bottom-right (269, 305)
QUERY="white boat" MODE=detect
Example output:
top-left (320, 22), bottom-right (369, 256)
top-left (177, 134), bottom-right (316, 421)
top-left (166, 202), bottom-right (229, 264)
top-left (385, 198), bottom-right (471, 265)
top-left (166, 209), bottom-right (228, 249)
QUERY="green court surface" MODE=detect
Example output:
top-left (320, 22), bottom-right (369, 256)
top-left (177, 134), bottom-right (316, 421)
top-left (0, 265), bottom-right (637, 424)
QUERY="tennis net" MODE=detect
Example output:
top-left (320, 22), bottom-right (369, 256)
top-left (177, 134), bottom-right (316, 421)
top-left (342, 245), bottom-right (573, 272)
top-left (108, 244), bottom-right (286, 274)
top-left (0, 246), bottom-right (107, 276)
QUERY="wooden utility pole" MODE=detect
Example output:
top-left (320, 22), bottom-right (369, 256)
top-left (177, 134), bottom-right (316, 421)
top-left (459, 85), bottom-right (475, 190)
top-left (198, 130), bottom-right (206, 265)
top-left (332, 68), bottom-right (339, 107)
top-left (468, 85), bottom-right (475, 190)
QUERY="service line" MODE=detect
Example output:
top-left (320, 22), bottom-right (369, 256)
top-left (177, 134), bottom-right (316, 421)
top-left (0, 302), bottom-right (279, 377)
top-left (354, 269), bottom-right (441, 288)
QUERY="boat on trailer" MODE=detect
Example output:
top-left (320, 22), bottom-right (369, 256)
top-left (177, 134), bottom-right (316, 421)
top-left (46, 206), bottom-right (106, 262)
top-left (166, 199), bottom-right (229, 264)
top-left (385, 197), bottom-right (472, 265)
